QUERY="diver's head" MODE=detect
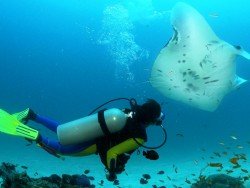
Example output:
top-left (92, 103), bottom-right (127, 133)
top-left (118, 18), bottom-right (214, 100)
top-left (136, 99), bottom-right (163, 126)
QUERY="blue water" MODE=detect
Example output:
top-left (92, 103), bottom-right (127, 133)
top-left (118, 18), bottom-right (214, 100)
top-left (0, 0), bottom-right (250, 187)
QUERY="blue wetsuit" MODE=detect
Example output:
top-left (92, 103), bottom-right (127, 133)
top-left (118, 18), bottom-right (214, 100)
top-left (34, 114), bottom-right (95, 155)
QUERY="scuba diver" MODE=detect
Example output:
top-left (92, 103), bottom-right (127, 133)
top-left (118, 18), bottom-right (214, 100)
top-left (0, 98), bottom-right (166, 181)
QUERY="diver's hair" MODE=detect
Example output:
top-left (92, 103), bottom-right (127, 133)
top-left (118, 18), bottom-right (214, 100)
top-left (137, 99), bottom-right (161, 123)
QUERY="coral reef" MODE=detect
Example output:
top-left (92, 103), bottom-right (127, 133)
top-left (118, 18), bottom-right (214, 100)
top-left (191, 174), bottom-right (245, 188)
top-left (0, 162), bottom-right (94, 188)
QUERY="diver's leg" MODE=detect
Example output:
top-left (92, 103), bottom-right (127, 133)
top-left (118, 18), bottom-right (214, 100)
top-left (37, 135), bottom-right (96, 156)
top-left (33, 114), bottom-right (59, 133)
top-left (13, 108), bottom-right (59, 133)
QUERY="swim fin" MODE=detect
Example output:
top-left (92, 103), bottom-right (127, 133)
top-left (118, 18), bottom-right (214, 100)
top-left (12, 108), bottom-right (30, 123)
top-left (0, 109), bottom-right (39, 140)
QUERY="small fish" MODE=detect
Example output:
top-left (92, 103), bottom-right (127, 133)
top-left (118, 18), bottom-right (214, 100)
top-left (230, 136), bottom-right (237, 140)
top-left (208, 162), bottom-right (223, 168)
top-left (88, 176), bottom-right (95, 180)
top-left (199, 62), bottom-right (203, 68)
top-left (222, 152), bottom-right (228, 155)
top-left (157, 170), bottom-right (165, 175)
top-left (229, 157), bottom-right (239, 165)
top-left (213, 152), bottom-right (221, 157)
top-left (142, 174), bottom-right (151, 180)
top-left (167, 176), bottom-right (172, 180)
top-left (159, 180), bottom-right (164, 183)
top-left (241, 169), bottom-right (249, 173)
top-left (210, 79), bottom-right (219, 83)
top-left (209, 13), bottom-right (219, 18)
top-left (238, 154), bottom-right (247, 160)
top-left (194, 160), bottom-right (198, 165)
top-left (176, 133), bottom-right (184, 137)
top-left (226, 170), bottom-right (233, 174)
top-left (21, 166), bottom-right (28, 170)
top-left (140, 178), bottom-right (148, 184)
top-left (191, 174), bottom-right (196, 176)
top-left (233, 164), bottom-right (241, 169)
top-left (84, 169), bottom-right (90, 174)
top-left (98, 180), bottom-right (104, 186)
top-left (203, 77), bottom-right (210, 80)
top-left (157, 69), bottom-right (163, 73)
top-left (200, 148), bottom-right (206, 152)
top-left (185, 178), bottom-right (191, 184)
top-left (219, 142), bottom-right (225, 146)
top-left (210, 40), bottom-right (219, 44)
top-left (243, 176), bottom-right (249, 181)
top-left (175, 167), bottom-right (178, 173)
top-left (143, 150), bottom-right (159, 160)
top-left (113, 179), bottom-right (119, 185)
top-left (237, 145), bottom-right (244, 149)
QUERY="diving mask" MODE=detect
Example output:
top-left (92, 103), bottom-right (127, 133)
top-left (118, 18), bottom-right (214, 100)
top-left (155, 112), bottom-right (165, 126)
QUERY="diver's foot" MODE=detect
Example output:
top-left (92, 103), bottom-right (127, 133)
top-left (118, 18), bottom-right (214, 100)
top-left (13, 108), bottom-right (37, 124)
top-left (26, 108), bottom-right (37, 121)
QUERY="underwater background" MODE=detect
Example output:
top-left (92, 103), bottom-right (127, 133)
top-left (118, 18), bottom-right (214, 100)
top-left (0, 0), bottom-right (250, 187)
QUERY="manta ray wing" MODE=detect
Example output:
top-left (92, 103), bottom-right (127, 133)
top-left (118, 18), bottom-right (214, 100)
top-left (150, 2), bottom-right (250, 111)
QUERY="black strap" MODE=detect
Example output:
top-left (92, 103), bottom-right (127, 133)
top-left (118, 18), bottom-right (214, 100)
top-left (98, 109), bottom-right (111, 136)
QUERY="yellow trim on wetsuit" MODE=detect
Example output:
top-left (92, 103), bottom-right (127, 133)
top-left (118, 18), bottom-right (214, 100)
top-left (69, 144), bottom-right (97, 157)
top-left (106, 138), bottom-right (144, 169)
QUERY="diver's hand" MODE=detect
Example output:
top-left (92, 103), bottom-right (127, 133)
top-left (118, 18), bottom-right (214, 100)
top-left (106, 158), bottom-right (117, 181)
top-left (106, 172), bottom-right (117, 182)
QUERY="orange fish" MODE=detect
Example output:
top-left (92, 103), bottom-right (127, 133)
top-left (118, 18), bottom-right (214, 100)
top-left (230, 157), bottom-right (239, 165)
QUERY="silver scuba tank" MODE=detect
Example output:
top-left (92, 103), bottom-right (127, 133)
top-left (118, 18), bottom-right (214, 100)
top-left (57, 108), bottom-right (127, 145)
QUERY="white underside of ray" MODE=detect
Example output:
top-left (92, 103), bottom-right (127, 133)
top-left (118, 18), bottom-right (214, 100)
top-left (150, 2), bottom-right (250, 112)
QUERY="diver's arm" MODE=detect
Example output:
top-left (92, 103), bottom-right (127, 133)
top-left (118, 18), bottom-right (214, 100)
top-left (106, 138), bottom-right (144, 170)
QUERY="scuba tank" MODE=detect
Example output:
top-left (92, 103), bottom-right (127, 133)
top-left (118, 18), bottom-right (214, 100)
top-left (57, 97), bottom-right (167, 151)
top-left (57, 108), bottom-right (127, 145)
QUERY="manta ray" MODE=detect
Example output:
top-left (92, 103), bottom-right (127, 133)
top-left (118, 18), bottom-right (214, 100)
top-left (150, 2), bottom-right (250, 112)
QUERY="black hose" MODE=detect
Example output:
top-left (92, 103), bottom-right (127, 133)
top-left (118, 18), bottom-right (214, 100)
top-left (88, 98), bottom-right (131, 115)
top-left (133, 125), bottom-right (167, 149)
